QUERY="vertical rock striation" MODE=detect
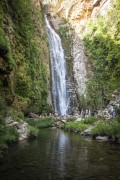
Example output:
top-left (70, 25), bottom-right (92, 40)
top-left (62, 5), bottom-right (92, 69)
top-left (72, 35), bottom-right (87, 96)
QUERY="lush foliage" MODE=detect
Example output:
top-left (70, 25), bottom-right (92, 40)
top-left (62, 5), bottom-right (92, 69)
top-left (0, 0), bottom-right (50, 118)
top-left (109, 122), bottom-right (120, 137)
top-left (115, 107), bottom-right (120, 117)
top-left (0, 126), bottom-right (19, 147)
top-left (63, 116), bottom-right (120, 139)
top-left (82, 116), bottom-right (98, 125)
top-left (26, 117), bottom-right (57, 128)
top-left (92, 121), bottom-right (120, 137)
top-left (66, 117), bottom-right (77, 122)
top-left (83, 0), bottom-right (120, 110)
top-left (28, 126), bottom-right (39, 138)
top-left (91, 121), bottom-right (110, 135)
top-left (62, 122), bottom-right (88, 132)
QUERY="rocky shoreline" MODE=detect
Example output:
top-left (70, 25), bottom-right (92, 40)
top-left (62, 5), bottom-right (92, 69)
top-left (5, 117), bottom-right (29, 141)
top-left (0, 106), bottom-right (120, 157)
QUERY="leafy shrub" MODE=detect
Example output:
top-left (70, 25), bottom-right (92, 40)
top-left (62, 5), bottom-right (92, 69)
top-left (92, 121), bottom-right (120, 137)
top-left (35, 118), bottom-right (56, 128)
top-left (83, 0), bottom-right (120, 110)
top-left (41, 104), bottom-right (53, 115)
top-left (0, 126), bottom-right (19, 147)
top-left (28, 126), bottom-right (39, 138)
top-left (91, 121), bottom-right (110, 135)
top-left (111, 117), bottom-right (120, 123)
top-left (82, 117), bottom-right (98, 125)
top-left (109, 122), bottom-right (120, 137)
top-left (66, 117), bottom-right (77, 122)
top-left (26, 117), bottom-right (56, 128)
top-left (63, 122), bottom-right (88, 132)
top-left (115, 107), bottom-right (120, 116)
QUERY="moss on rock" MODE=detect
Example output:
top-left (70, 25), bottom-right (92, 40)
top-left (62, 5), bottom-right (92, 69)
top-left (0, 0), bottom-right (50, 118)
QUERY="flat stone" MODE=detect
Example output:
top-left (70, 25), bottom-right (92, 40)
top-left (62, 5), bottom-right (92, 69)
top-left (61, 120), bottom-right (66, 123)
top-left (96, 136), bottom-right (108, 141)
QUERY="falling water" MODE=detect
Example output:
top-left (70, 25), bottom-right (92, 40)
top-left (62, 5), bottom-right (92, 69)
top-left (45, 16), bottom-right (69, 116)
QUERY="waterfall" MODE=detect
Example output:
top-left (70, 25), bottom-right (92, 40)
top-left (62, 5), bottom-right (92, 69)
top-left (45, 16), bottom-right (69, 116)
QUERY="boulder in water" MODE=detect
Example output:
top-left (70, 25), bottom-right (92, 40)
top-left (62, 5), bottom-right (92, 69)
top-left (96, 136), bottom-right (108, 141)
top-left (17, 122), bottom-right (28, 141)
top-left (81, 127), bottom-right (92, 136)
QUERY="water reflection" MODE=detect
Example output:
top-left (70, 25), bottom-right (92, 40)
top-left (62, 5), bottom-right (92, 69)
top-left (0, 129), bottom-right (120, 180)
top-left (58, 131), bottom-right (69, 176)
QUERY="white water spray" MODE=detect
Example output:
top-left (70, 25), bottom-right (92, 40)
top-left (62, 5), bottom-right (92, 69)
top-left (45, 16), bottom-right (69, 116)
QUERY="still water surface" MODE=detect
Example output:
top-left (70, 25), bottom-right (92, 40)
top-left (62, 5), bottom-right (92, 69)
top-left (0, 129), bottom-right (120, 180)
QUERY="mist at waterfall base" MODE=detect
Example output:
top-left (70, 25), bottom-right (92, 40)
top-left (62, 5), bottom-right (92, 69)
top-left (46, 16), bottom-right (69, 116)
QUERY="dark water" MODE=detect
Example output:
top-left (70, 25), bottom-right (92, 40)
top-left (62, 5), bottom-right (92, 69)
top-left (0, 129), bottom-right (120, 180)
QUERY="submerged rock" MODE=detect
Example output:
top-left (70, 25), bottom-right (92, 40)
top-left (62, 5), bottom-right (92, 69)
top-left (96, 136), bottom-right (108, 141)
top-left (81, 127), bottom-right (92, 136)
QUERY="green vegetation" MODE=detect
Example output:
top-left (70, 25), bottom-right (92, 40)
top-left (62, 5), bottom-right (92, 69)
top-left (82, 116), bottom-right (98, 125)
top-left (0, 0), bottom-right (50, 119)
top-left (115, 107), bottom-right (120, 117)
top-left (66, 117), bottom-right (77, 122)
top-left (91, 121), bottom-right (110, 136)
top-left (113, 117), bottom-right (120, 123)
top-left (78, 95), bottom-right (87, 110)
top-left (0, 126), bottom-right (19, 147)
top-left (62, 116), bottom-right (120, 141)
top-left (92, 121), bottom-right (120, 138)
top-left (58, 19), bottom-right (74, 79)
top-left (83, 0), bottom-right (120, 110)
top-left (26, 117), bottom-right (57, 129)
top-left (109, 122), bottom-right (120, 137)
top-left (28, 126), bottom-right (39, 138)
top-left (62, 122), bottom-right (88, 132)
top-left (62, 117), bottom-right (99, 132)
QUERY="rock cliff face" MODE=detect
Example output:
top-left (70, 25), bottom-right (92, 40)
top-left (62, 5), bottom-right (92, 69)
top-left (42, 0), bottom-right (113, 33)
top-left (42, 0), bottom-right (113, 101)
top-left (0, 0), bottom-right (51, 118)
top-left (72, 35), bottom-right (87, 96)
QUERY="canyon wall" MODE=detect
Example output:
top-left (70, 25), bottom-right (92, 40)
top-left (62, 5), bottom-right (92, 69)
top-left (42, 0), bottom-right (113, 33)
top-left (42, 0), bottom-right (113, 93)
top-left (0, 0), bottom-right (51, 119)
